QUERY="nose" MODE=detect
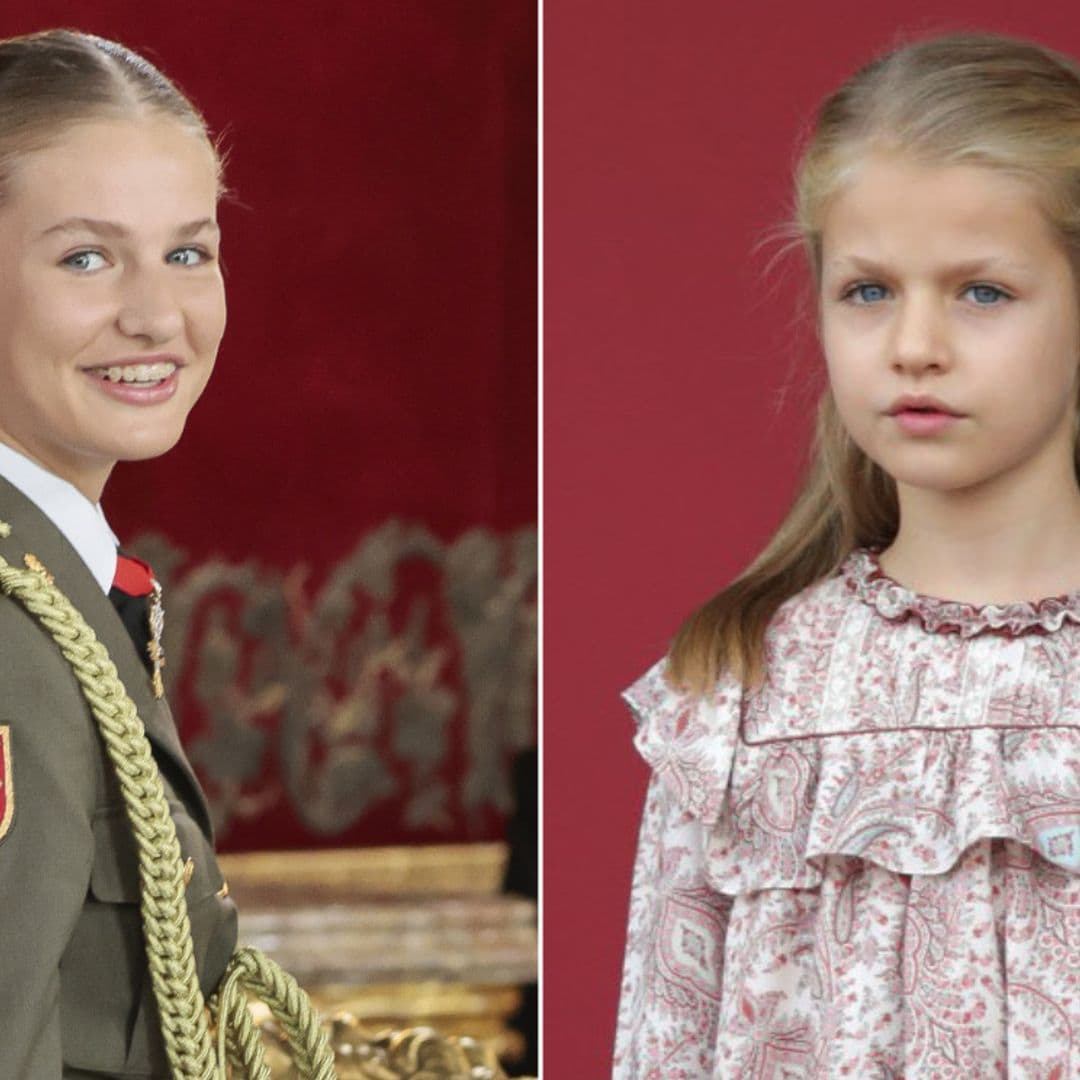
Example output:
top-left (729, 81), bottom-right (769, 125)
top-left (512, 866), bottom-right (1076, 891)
top-left (115, 266), bottom-right (184, 345)
top-left (890, 292), bottom-right (952, 374)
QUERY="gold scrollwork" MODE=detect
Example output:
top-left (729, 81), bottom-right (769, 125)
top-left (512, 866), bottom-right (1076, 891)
top-left (255, 1011), bottom-right (532, 1080)
top-left (130, 521), bottom-right (537, 842)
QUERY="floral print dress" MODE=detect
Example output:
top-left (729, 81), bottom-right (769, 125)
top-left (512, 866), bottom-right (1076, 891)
top-left (614, 547), bottom-right (1080, 1079)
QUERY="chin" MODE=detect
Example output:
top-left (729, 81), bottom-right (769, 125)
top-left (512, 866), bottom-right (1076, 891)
top-left (864, 447), bottom-right (983, 493)
top-left (884, 461), bottom-right (1002, 495)
top-left (110, 427), bottom-right (187, 464)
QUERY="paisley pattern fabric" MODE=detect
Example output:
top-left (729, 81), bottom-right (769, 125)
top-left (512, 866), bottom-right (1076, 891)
top-left (614, 547), bottom-right (1080, 1078)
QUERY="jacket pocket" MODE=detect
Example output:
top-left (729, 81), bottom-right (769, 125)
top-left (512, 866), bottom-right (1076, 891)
top-left (87, 804), bottom-right (141, 901)
top-left (61, 807), bottom-right (158, 1076)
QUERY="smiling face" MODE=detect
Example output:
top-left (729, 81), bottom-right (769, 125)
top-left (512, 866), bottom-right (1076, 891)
top-left (819, 153), bottom-right (1080, 502)
top-left (0, 114), bottom-right (225, 500)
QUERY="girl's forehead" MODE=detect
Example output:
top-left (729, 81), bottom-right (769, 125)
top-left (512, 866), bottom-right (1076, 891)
top-left (820, 154), bottom-right (1061, 265)
top-left (3, 117), bottom-right (219, 225)
top-left (12, 116), bottom-right (215, 178)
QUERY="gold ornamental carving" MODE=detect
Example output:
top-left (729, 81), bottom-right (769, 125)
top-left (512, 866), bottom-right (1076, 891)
top-left (131, 521), bottom-right (537, 841)
top-left (219, 845), bottom-right (537, 1080)
top-left (256, 1011), bottom-right (525, 1079)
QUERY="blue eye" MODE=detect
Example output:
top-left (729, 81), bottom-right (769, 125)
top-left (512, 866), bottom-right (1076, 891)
top-left (167, 247), bottom-right (209, 267)
top-left (845, 283), bottom-right (889, 305)
top-left (966, 283), bottom-right (1008, 306)
top-left (62, 250), bottom-right (107, 272)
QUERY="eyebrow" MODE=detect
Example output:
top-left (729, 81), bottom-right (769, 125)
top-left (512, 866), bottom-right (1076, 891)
top-left (824, 254), bottom-right (1033, 278)
top-left (39, 216), bottom-right (219, 240)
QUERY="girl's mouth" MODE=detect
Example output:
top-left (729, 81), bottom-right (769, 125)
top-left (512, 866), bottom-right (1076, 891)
top-left (83, 362), bottom-right (181, 404)
top-left (892, 408), bottom-right (960, 436)
top-left (87, 361), bottom-right (178, 386)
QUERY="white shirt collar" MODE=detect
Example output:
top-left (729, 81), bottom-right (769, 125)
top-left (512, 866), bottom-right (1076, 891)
top-left (0, 443), bottom-right (118, 593)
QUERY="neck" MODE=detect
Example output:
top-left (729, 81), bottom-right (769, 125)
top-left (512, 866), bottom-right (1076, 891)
top-left (0, 435), bottom-right (110, 504)
top-left (881, 455), bottom-right (1080, 604)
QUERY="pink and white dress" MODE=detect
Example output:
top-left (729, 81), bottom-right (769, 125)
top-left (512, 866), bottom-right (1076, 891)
top-left (614, 547), bottom-right (1080, 1079)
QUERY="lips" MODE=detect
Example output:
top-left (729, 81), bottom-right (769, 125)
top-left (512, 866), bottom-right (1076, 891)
top-left (81, 354), bottom-right (185, 374)
top-left (887, 394), bottom-right (964, 417)
top-left (81, 354), bottom-right (185, 390)
top-left (80, 353), bottom-right (185, 405)
top-left (84, 366), bottom-right (181, 406)
top-left (88, 360), bottom-right (177, 385)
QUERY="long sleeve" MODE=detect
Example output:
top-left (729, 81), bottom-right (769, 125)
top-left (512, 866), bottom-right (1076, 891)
top-left (0, 605), bottom-right (98, 1080)
top-left (612, 772), bottom-right (733, 1079)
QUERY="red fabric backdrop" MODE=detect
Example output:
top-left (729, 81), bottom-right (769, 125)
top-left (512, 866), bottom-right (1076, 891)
top-left (544, 3), bottom-right (1080, 1074)
top-left (0, 3), bottom-right (536, 850)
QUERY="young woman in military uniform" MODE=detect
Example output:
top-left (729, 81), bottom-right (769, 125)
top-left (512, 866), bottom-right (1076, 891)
top-left (0, 30), bottom-right (240, 1078)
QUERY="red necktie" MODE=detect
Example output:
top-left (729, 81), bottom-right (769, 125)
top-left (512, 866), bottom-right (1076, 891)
top-left (113, 552), bottom-right (155, 597)
top-left (110, 553), bottom-right (157, 676)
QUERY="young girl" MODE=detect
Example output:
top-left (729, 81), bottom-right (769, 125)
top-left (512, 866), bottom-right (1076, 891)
top-left (0, 30), bottom-right (331, 1080)
top-left (0, 29), bottom-right (236, 1079)
top-left (615, 32), bottom-right (1080, 1079)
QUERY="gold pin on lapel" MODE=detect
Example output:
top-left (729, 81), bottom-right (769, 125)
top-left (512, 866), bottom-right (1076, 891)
top-left (147, 578), bottom-right (166, 699)
top-left (183, 857), bottom-right (195, 888)
top-left (23, 553), bottom-right (54, 585)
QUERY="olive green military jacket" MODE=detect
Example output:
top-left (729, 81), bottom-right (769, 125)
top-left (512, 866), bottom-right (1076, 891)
top-left (0, 476), bottom-right (238, 1078)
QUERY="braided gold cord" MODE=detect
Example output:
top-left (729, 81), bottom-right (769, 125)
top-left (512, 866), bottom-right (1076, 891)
top-left (0, 549), bottom-right (337, 1079)
top-left (0, 557), bottom-right (215, 1078)
top-left (213, 959), bottom-right (271, 1080)
top-left (211, 947), bottom-right (335, 1080)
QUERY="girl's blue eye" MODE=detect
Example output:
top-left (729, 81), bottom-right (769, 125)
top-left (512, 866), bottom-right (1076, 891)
top-left (167, 247), bottom-right (208, 267)
top-left (967, 283), bottom-right (1007, 305)
top-left (847, 283), bottom-right (888, 305)
top-left (843, 282), bottom-right (1010, 306)
top-left (62, 250), bottom-right (107, 272)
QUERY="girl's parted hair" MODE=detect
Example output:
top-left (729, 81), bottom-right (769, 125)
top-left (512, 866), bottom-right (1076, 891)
top-left (668, 31), bottom-right (1080, 693)
top-left (0, 29), bottom-right (218, 191)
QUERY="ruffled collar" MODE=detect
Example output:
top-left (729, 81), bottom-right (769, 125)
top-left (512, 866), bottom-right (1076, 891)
top-left (840, 546), bottom-right (1080, 637)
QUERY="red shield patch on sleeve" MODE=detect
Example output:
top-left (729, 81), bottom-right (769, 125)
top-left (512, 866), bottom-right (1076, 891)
top-left (0, 726), bottom-right (11, 842)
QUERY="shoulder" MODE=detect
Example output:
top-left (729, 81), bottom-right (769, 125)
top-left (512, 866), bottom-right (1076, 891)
top-left (767, 566), bottom-right (852, 643)
top-left (0, 589), bottom-right (104, 834)
top-left (622, 656), bottom-right (743, 825)
top-left (0, 587), bottom-right (88, 690)
top-left (0, 588), bottom-right (100, 779)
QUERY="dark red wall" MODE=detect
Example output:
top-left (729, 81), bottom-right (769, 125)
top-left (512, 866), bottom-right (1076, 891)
top-left (544, 3), bottom-right (1080, 1074)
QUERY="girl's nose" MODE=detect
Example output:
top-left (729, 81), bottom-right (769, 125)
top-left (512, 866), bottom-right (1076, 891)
top-left (891, 295), bottom-right (952, 373)
top-left (115, 271), bottom-right (184, 344)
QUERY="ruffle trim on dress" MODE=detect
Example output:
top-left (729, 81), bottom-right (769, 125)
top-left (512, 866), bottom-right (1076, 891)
top-left (624, 659), bottom-right (1080, 894)
top-left (841, 546), bottom-right (1080, 638)
top-left (623, 659), bottom-right (741, 827)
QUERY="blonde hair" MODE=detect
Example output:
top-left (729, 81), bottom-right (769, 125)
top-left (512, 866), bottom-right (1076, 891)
top-left (0, 29), bottom-right (220, 193)
top-left (669, 31), bottom-right (1080, 693)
